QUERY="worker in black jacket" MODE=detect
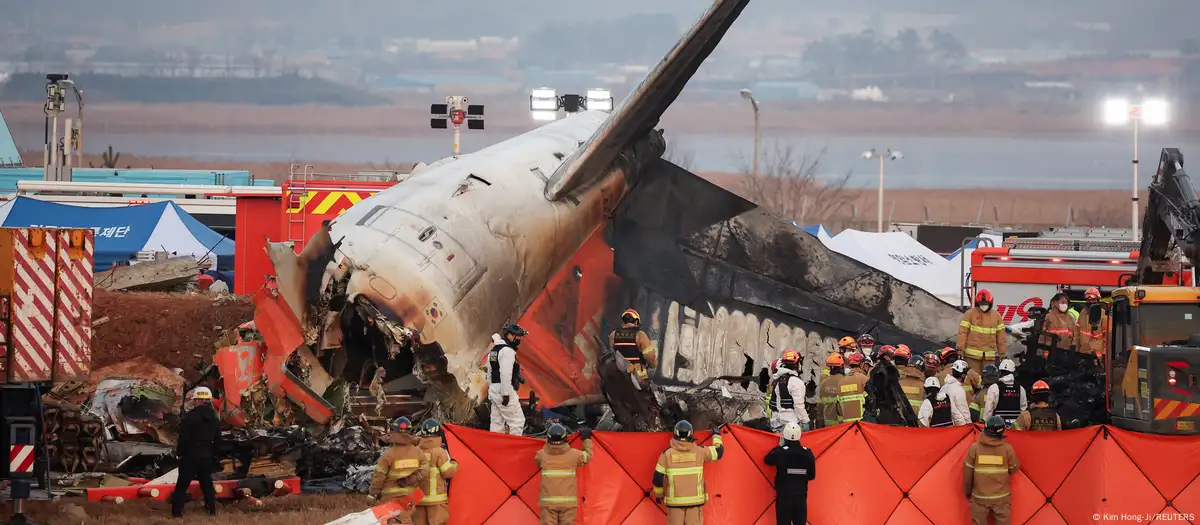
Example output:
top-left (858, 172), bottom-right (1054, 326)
top-left (764, 422), bottom-right (816, 525)
top-left (171, 387), bottom-right (222, 517)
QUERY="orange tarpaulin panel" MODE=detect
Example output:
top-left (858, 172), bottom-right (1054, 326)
top-left (515, 227), bottom-right (618, 407)
top-left (443, 423), bottom-right (1200, 525)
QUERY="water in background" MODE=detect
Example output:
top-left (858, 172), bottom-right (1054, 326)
top-left (15, 129), bottom-right (1200, 189)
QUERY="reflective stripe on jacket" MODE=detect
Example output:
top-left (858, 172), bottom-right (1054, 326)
top-left (957, 308), bottom-right (1006, 360)
top-left (653, 437), bottom-right (724, 507)
top-left (417, 438), bottom-right (457, 505)
top-left (962, 434), bottom-right (1020, 502)
top-left (369, 433), bottom-right (427, 499)
top-left (1074, 309), bottom-right (1108, 356)
top-left (836, 371), bottom-right (868, 422)
top-left (534, 439), bottom-right (594, 508)
top-left (818, 375), bottom-right (843, 426)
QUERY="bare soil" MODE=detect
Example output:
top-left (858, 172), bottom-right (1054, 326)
top-left (21, 494), bottom-right (366, 525)
top-left (91, 290), bottom-right (254, 372)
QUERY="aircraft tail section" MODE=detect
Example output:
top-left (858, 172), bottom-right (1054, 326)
top-left (544, 0), bottom-right (751, 200)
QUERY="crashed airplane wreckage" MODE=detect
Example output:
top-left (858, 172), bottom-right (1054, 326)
top-left (223, 0), bottom-right (963, 432)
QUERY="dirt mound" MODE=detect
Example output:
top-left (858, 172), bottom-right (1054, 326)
top-left (92, 290), bottom-right (254, 372)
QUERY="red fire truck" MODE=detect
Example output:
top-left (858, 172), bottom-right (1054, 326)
top-left (969, 228), bottom-right (1193, 323)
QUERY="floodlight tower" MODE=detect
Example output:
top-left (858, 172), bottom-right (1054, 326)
top-left (862, 148), bottom-right (904, 233)
top-left (528, 87), bottom-right (613, 121)
top-left (42, 73), bottom-right (84, 181)
top-left (1103, 97), bottom-right (1169, 240)
top-left (430, 95), bottom-right (484, 159)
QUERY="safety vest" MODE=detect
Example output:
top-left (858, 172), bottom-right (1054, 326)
top-left (929, 396), bottom-right (953, 428)
top-left (994, 382), bottom-right (1022, 424)
top-left (612, 328), bottom-right (643, 364)
top-left (775, 374), bottom-right (798, 410)
top-left (1029, 406), bottom-right (1059, 431)
top-left (488, 344), bottom-right (520, 390)
top-left (837, 373), bottom-right (867, 422)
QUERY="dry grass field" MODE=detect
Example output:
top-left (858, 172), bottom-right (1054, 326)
top-left (20, 494), bottom-right (366, 525)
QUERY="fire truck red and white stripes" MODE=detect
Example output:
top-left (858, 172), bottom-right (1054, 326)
top-left (11, 229), bottom-right (58, 382)
top-left (53, 230), bottom-right (94, 381)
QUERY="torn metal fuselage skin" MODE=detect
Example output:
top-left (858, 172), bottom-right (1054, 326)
top-left (266, 111), bottom-right (664, 420)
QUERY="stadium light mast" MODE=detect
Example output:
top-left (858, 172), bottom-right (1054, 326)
top-left (1103, 97), bottom-right (1169, 241)
top-left (431, 96), bottom-right (484, 159)
top-left (528, 87), bottom-right (613, 121)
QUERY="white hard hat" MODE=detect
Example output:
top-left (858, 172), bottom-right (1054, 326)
top-left (999, 359), bottom-right (1017, 373)
top-left (924, 376), bottom-right (941, 389)
top-left (192, 386), bottom-right (213, 400)
top-left (951, 360), bottom-right (969, 374)
top-left (781, 422), bottom-right (802, 442)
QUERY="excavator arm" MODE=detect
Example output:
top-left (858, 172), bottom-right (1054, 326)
top-left (1135, 148), bottom-right (1200, 285)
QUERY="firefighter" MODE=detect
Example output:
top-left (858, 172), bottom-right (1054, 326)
top-left (653, 421), bottom-right (724, 525)
top-left (369, 417), bottom-right (430, 524)
top-left (918, 377), bottom-right (953, 428)
top-left (940, 360), bottom-right (972, 426)
top-left (940, 347), bottom-right (983, 420)
top-left (764, 357), bottom-right (783, 420)
top-left (894, 345), bottom-right (925, 414)
top-left (609, 309), bottom-right (659, 389)
top-left (1074, 287), bottom-right (1108, 358)
top-left (764, 422), bottom-right (815, 525)
top-left (414, 419), bottom-right (457, 525)
top-left (1041, 292), bottom-right (1075, 352)
top-left (857, 334), bottom-right (876, 360)
top-left (487, 323), bottom-right (528, 435)
top-left (922, 353), bottom-right (941, 379)
top-left (773, 350), bottom-right (810, 432)
top-left (964, 416), bottom-right (1020, 525)
top-left (982, 359), bottom-right (1027, 427)
top-left (837, 353), bottom-right (869, 423)
top-left (1015, 380), bottom-right (1061, 431)
top-left (975, 365), bottom-right (999, 423)
top-left (171, 387), bottom-right (221, 518)
top-left (818, 354), bottom-right (845, 427)
top-left (535, 423), bottom-right (594, 525)
top-left (957, 289), bottom-right (1007, 375)
top-left (838, 336), bottom-right (858, 356)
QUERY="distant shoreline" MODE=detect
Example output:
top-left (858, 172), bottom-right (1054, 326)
top-left (6, 101), bottom-right (1197, 137)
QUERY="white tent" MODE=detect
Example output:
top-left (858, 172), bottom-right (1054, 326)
top-left (824, 229), bottom-right (967, 306)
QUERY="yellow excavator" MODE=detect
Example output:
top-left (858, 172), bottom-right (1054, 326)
top-left (1108, 148), bottom-right (1200, 435)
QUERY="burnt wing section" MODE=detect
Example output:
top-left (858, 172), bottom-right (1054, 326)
top-left (611, 158), bottom-right (961, 346)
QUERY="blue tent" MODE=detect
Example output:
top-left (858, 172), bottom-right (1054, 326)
top-left (0, 108), bottom-right (20, 167)
top-left (0, 197), bottom-right (234, 271)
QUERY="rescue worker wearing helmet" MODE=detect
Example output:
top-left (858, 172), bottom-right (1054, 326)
top-left (939, 347), bottom-right (983, 420)
top-left (893, 345), bottom-right (926, 413)
top-left (982, 359), bottom-right (1027, 427)
top-left (1015, 380), bottom-right (1061, 431)
top-left (171, 387), bottom-right (221, 518)
top-left (414, 419), bottom-right (457, 525)
top-left (922, 353), bottom-right (941, 379)
top-left (857, 334), bottom-right (876, 360)
top-left (940, 360), bottom-right (973, 426)
top-left (837, 353), bottom-right (869, 423)
top-left (771, 351), bottom-right (810, 432)
top-left (653, 421), bottom-right (724, 525)
top-left (838, 336), bottom-right (858, 356)
top-left (1040, 293), bottom-right (1076, 353)
top-left (488, 323), bottom-right (529, 435)
top-left (964, 416), bottom-right (1020, 525)
top-left (764, 422), bottom-right (815, 525)
top-left (1073, 288), bottom-right (1108, 358)
top-left (975, 365), bottom-right (1000, 423)
top-left (958, 289), bottom-right (1007, 374)
top-left (609, 309), bottom-right (659, 389)
top-left (818, 354), bottom-right (845, 428)
top-left (918, 377), bottom-right (953, 427)
top-left (369, 417), bottom-right (431, 523)
top-left (535, 424), bottom-right (594, 525)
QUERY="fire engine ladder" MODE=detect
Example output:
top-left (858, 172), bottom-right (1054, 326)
top-left (286, 164), bottom-right (313, 249)
top-left (960, 236), bottom-right (996, 308)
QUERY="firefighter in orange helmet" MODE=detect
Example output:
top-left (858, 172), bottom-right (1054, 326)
top-left (818, 353), bottom-right (845, 428)
top-left (838, 336), bottom-right (858, 355)
top-left (837, 353), bottom-right (869, 423)
top-left (609, 309), bottom-right (658, 389)
top-left (1015, 380), bottom-right (1061, 431)
top-left (958, 289), bottom-right (1007, 375)
top-left (893, 345), bottom-right (925, 413)
top-left (772, 350), bottom-right (809, 432)
top-left (1073, 288), bottom-right (1108, 358)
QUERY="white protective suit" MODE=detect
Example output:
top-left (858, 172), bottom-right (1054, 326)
top-left (938, 375), bottom-right (972, 426)
top-left (772, 368), bottom-right (810, 432)
top-left (982, 374), bottom-right (1029, 423)
top-left (486, 333), bottom-right (525, 435)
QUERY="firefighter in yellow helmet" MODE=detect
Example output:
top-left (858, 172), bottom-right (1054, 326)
top-left (609, 309), bottom-right (658, 389)
top-left (653, 421), bottom-right (724, 525)
top-left (1073, 288), bottom-right (1108, 358)
top-left (413, 419), bottom-right (457, 525)
top-left (369, 417), bottom-right (430, 524)
top-left (957, 288), bottom-right (1006, 374)
top-left (818, 353), bottom-right (845, 428)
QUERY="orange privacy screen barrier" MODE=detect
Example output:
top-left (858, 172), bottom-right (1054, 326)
top-left (443, 423), bottom-right (1200, 524)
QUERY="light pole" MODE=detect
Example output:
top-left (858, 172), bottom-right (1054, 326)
top-left (1103, 97), bottom-right (1169, 241)
top-left (740, 88), bottom-right (760, 178)
top-left (862, 148), bottom-right (903, 232)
